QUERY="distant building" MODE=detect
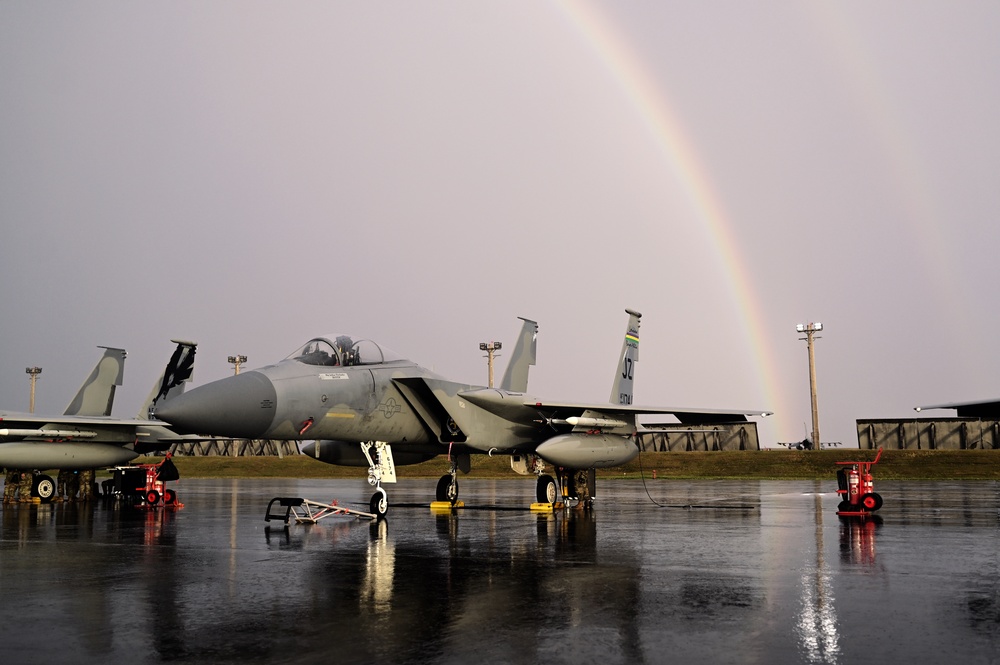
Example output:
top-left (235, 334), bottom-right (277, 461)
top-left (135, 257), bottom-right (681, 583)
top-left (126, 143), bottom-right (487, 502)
top-left (638, 422), bottom-right (760, 451)
top-left (856, 418), bottom-right (1000, 450)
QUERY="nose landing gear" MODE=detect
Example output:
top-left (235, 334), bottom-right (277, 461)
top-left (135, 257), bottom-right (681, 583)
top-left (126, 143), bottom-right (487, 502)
top-left (361, 441), bottom-right (395, 520)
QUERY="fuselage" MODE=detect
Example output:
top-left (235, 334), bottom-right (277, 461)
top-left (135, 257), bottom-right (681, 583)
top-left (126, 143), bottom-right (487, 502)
top-left (155, 332), bottom-right (642, 470)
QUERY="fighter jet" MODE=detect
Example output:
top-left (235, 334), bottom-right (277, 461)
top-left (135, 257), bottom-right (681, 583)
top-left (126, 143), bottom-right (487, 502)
top-left (0, 341), bottom-right (196, 500)
top-left (156, 310), bottom-right (770, 518)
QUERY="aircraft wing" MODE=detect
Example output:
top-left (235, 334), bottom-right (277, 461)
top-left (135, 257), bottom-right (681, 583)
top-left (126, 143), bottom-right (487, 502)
top-left (523, 399), bottom-right (770, 424)
top-left (457, 388), bottom-right (769, 427)
top-left (133, 427), bottom-right (230, 454)
top-left (914, 399), bottom-right (1000, 418)
top-left (0, 412), bottom-right (168, 441)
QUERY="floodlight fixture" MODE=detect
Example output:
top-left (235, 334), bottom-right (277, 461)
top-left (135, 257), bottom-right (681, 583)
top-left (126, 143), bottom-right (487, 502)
top-left (795, 322), bottom-right (824, 450)
top-left (25, 366), bottom-right (42, 414)
top-left (479, 341), bottom-right (502, 388)
top-left (228, 355), bottom-right (248, 375)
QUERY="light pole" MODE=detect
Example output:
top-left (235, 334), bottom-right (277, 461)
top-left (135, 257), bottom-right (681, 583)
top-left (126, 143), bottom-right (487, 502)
top-left (796, 322), bottom-right (823, 450)
top-left (479, 342), bottom-right (502, 388)
top-left (25, 367), bottom-right (42, 413)
top-left (228, 355), bottom-right (247, 375)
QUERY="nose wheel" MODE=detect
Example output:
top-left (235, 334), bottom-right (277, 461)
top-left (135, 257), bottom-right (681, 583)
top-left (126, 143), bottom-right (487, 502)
top-left (369, 487), bottom-right (388, 519)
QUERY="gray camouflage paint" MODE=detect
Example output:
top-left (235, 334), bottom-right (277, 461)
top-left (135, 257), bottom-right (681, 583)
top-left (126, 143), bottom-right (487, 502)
top-left (62, 346), bottom-right (126, 417)
top-left (157, 312), bottom-right (769, 471)
top-left (0, 342), bottom-right (197, 471)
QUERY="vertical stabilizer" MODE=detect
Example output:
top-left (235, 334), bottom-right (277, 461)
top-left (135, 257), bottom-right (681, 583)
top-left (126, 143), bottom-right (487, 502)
top-left (499, 317), bottom-right (538, 392)
top-left (140, 340), bottom-right (197, 419)
top-left (63, 347), bottom-right (127, 417)
top-left (609, 309), bottom-right (641, 405)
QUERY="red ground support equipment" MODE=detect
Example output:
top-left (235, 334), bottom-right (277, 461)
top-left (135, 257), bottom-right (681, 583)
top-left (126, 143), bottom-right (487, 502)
top-left (108, 453), bottom-right (183, 509)
top-left (836, 447), bottom-right (883, 515)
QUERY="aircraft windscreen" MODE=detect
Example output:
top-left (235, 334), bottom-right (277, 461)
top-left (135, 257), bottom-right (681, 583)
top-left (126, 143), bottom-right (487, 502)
top-left (287, 335), bottom-right (403, 366)
top-left (287, 339), bottom-right (340, 366)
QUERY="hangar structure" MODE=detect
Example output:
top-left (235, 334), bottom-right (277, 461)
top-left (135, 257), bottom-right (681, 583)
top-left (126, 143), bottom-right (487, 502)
top-left (168, 439), bottom-right (301, 457)
top-left (637, 422), bottom-right (760, 452)
top-left (858, 397), bottom-right (1000, 450)
top-left (857, 418), bottom-right (1000, 450)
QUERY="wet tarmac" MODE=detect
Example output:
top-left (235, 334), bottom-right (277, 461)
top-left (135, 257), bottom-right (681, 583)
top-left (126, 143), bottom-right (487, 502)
top-left (2, 478), bottom-right (999, 664)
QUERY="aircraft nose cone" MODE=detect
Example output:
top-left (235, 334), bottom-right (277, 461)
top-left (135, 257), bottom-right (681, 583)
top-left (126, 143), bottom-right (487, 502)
top-left (155, 371), bottom-right (277, 439)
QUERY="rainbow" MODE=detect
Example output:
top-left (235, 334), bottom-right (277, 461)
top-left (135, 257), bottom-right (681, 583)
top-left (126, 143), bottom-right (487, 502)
top-left (553, 0), bottom-right (786, 430)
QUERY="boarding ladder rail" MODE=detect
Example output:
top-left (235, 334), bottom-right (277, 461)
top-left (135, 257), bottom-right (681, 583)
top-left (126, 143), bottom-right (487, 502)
top-left (264, 496), bottom-right (376, 525)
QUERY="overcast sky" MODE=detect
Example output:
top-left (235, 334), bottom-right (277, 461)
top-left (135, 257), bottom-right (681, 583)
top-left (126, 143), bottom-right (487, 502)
top-left (2, 2), bottom-right (998, 448)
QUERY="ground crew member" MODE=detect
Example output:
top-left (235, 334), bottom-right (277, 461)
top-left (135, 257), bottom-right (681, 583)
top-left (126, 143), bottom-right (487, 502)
top-left (18, 472), bottom-right (33, 502)
top-left (79, 469), bottom-right (94, 501)
top-left (3, 469), bottom-right (19, 503)
top-left (66, 471), bottom-right (80, 502)
top-left (57, 469), bottom-right (75, 502)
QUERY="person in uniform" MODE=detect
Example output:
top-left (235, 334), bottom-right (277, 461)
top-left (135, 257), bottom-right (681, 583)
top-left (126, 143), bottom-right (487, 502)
top-left (78, 469), bottom-right (94, 501)
top-left (56, 469), bottom-right (75, 503)
top-left (66, 471), bottom-right (80, 502)
top-left (18, 472), bottom-right (33, 502)
top-left (3, 469), bottom-right (19, 504)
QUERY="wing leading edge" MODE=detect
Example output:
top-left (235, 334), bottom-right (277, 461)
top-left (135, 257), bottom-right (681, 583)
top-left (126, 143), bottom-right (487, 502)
top-left (914, 399), bottom-right (1000, 418)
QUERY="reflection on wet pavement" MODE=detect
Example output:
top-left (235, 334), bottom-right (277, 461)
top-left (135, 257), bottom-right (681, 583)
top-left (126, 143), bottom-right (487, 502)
top-left (2, 478), bottom-right (998, 664)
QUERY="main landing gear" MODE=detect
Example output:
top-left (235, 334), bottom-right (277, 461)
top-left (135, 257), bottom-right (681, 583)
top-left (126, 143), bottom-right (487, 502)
top-left (434, 452), bottom-right (470, 508)
top-left (536, 474), bottom-right (557, 504)
top-left (513, 454), bottom-right (592, 509)
top-left (436, 471), bottom-right (459, 504)
top-left (361, 441), bottom-right (395, 520)
top-left (32, 473), bottom-right (56, 503)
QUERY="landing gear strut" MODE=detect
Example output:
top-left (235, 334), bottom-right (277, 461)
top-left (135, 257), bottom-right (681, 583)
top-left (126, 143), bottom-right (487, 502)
top-left (361, 441), bottom-right (395, 520)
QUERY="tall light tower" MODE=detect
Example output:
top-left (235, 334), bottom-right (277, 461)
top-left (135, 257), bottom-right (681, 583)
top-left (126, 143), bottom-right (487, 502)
top-left (479, 342), bottom-right (502, 388)
top-left (228, 355), bottom-right (247, 375)
top-left (796, 322), bottom-right (823, 450)
top-left (25, 366), bottom-right (42, 413)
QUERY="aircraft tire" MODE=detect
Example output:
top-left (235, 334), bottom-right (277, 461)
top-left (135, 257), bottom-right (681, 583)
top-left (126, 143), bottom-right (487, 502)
top-left (370, 488), bottom-right (388, 520)
top-left (436, 475), bottom-right (458, 503)
top-left (861, 492), bottom-right (883, 512)
top-left (536, 475), bottom-right (557, 504)
top-left (32, 474), bottom-right (55, 503)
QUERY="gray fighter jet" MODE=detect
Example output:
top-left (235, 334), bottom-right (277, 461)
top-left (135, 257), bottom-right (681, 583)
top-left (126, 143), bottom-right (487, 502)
top-left (156, 310), bottom-right (770, 517)
top-left (0, 341), bottom-right (196, 500)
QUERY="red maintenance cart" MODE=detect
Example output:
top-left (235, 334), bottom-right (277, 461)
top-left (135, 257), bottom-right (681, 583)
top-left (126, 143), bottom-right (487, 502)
top-left (106, 453), bottom-right (183, 509)
top-left (836, 447), bottom-right (883, 515)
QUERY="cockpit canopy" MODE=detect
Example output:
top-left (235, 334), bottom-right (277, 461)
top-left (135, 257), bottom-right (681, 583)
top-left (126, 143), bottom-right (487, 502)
top-left (285, 335), bottom-right (403, 367)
